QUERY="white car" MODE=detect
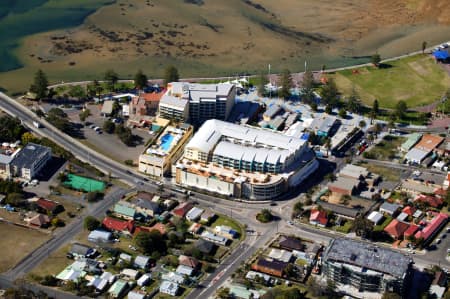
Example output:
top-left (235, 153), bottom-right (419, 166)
top-left (436, 238), bottom-right (442, 244)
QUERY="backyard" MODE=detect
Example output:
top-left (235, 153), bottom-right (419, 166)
top-left (333, 54), bottom-right (450, 108)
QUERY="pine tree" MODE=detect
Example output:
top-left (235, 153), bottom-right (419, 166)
top-left (30, 69), bottom-right (49, 99)
top-left (164, 65), bottom-right (180, 86)
top-left (279, 69), bottom-right (293, 99)
top-left (134, 69), bottom-right (148, 90)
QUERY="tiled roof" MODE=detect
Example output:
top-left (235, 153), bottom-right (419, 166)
top-left (36, 198), bottom-right (59, 212)
top-left (310, 209), bottom-right (328, 225)
top-left (415, 213), bottom-right (449, 241)
top-left (102, 217), bottom-right (134, 232)
top-left (383, 219), bottom-right (409, 238)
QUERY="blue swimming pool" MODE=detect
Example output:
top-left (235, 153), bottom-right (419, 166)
top-left (160, 133), bottom-right (174, 151)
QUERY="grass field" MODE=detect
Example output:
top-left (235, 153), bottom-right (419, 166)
top-left (0, 223), bottom-right (50, 272)
top-left (334, 55), bottom-right (450, 108)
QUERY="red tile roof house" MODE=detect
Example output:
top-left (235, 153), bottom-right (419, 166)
top-left (36, 198), bottom-right (64, 215)
top-left (309, 209), bottom-right (328, 227)
top-left (134, 223), bottom-right (167, 236)
top-left (102, 217), bottom-right (135, 235)
top-left (404, 224), bottom-right (420, 239)
top-left (171, 202), bottom-right (194, 218)
top-left (414, 213), bottom-right (449, 244)
top-left (414, 194), bottom-right (444, 208)
top-left (402, 206), bottom-right (416, 216)
top-left (383, 219), bottom-right (410, 239)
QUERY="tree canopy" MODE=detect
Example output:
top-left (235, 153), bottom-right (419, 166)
top-left (321, 78), bottom-right (339, 107)
top-left (30, 69), bottom-right (49, 99)
top-left (164, 65), bottom-right (180, 86)
top-left (104, 69), bottom-right (119, 91)
top-left (133, 231), bottom-right (167, 255)
top-left (134, 69), bottom-right (148, 89)
top-left (257, 72), bottom-right (268, 96)
top-left (83, 216), bottom-right (100, 231)
top-left (395, 100), bottom-right (408, 119)
top-left (0, 116), bottom-right (26, 143)
top-left (279, 69), bottom-right (293, 99)
top-left (371, 53), bottom-right (381, 66)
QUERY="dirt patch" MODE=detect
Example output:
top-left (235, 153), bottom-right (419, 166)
top-left (408, 61), bottom-right (429, 76)
top-left (0, 222), bottom-right (50, 272)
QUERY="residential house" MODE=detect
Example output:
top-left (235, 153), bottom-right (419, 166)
top-left (161, 271), bottom-right (185, 284)
top-left (137, 273), bottom-right (152, 286)
top-left (229, 284), bottom-right (266, 299)
top-left (200, 210), bottom-right (216, 223)
top-left (128, 290), bottom-right (147, 299)
top-left (35, 198), bottom-right (63, 215)
top-left (251, 258), bottom-right (288, 277)
top-left (200, 231), bottom-right (229, 246)
top-left (367, 211), bottom-right (384, 225)
top-left (188, 222), bottom-right (203, 235)
top-left (172, 202), bottom-right (194, 218)
top-left (108, 279), bottom-right (129, 298)
top-left (379, 202), bottom-right (401, 216)
top-left (402, 206), bottom-right (416, 217)
top-left (88, 230), bottom-right (113, 243)
top-left (71, 259), bottom-right (101, 274)
top-left (121, 268), bottom-right (139, 280)
top-left (70, 243), bottom-right (96, 258)
top-left (414, 194), bottom-right (443, 208)
top-left (25, 212), bottom-right (50, 228)
top-left (309, 209), bottom-right (328, 227)
top-left (102, 217), bottom-right (135, 235)
top-left (268, 249), bottom-right (293, 263)
top-left (176, 265), bottom-right (194, 277)
top-left (317, 200), bottom-right (362, 220)
top-left (113, 201), bottom-right (137, 220)
top-left (160, 280), bottom-right (179, 296)
top-left (401, 133), bottom-right (422, 152)
top-left (245, 271), bottom-right (272, 286)
top-left (195, 239), bottom-right (216, 255)
top-left (339, 164), bottom-right (369, 180)
top-left (119, 253), bottom-right (133, 263)
top-left (328, 177), bottom-right (360, 196)
top-left (131, 198), bottom-right (161, 218)
top-left (404, 224), bottom-right (420, 239)
top-left (87, 276), bottom-right (109, 292)
top-left (134, 255), bottom-right (151, 270)
top-left (415, 213), bottom-right (449, 244)
top-left (185, 207), bottom-right (204, 222)
top-left (134, 223), bottom-right (167, 236)
top-left (397, 212), bottom-right (409, 222)
top-left (178, 255), bottom-right (199, 269)
top-left (278, 236), bottom-right (303, 251)
top-left (214, 225), bottom-right (238, 239)
top-left (56, 266), bottom-right (86, 282)
top-left (383, 219), bottom-right (410, 239)
top-left (429, 271), bottom-right (447, 299)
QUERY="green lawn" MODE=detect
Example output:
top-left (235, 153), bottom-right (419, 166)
top-left (334, 220), bottom-right (353, 234)
top-left (364, 135), bottom-right (405, 161)
top-left (374, 215), bottom-right (392, 232)
top-left (334, 54), bottom-right (450, 108)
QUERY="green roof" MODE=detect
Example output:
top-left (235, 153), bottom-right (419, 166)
top-left (229, 284), bottom-right (266, 299)
top-left (114, 203), bottom-right (136, 218)
top-left (108, 279), bottom-right (128, 296)
top-left (401, 133), bottom-right (422, 151)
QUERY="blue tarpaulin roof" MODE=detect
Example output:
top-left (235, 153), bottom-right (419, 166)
top-left (433, 50), bottom-right (449, 60)
top-left (301, 133), bottom-right (310, 140)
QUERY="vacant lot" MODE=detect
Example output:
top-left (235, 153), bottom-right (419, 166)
top-left (1, 0), bottom-right (450, 94)
top-left (364, 135), bottom-right (406, 160)
top-left (334, 55), bottom-right (450, 108)
top-left (0, 223), bottom-right (50, 272)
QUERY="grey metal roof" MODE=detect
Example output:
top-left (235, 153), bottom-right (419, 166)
top-left (264, 104), bottom-right (282, 119)
top-left (11, 143), bottom-right (50, 171)
top-left (324, 238), bottom-right (411, 278)
top-left (405, 148), bottom-right (429, 162)
top-left (379, 202), bottom-right (401, 214)
top-left (0, 154), bottom-right (13, 164)
top-left (160, 95), bottom-right (188, 110)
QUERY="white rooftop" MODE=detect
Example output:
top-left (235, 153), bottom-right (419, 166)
top-left (186, 119), bottom-right (306, 154)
